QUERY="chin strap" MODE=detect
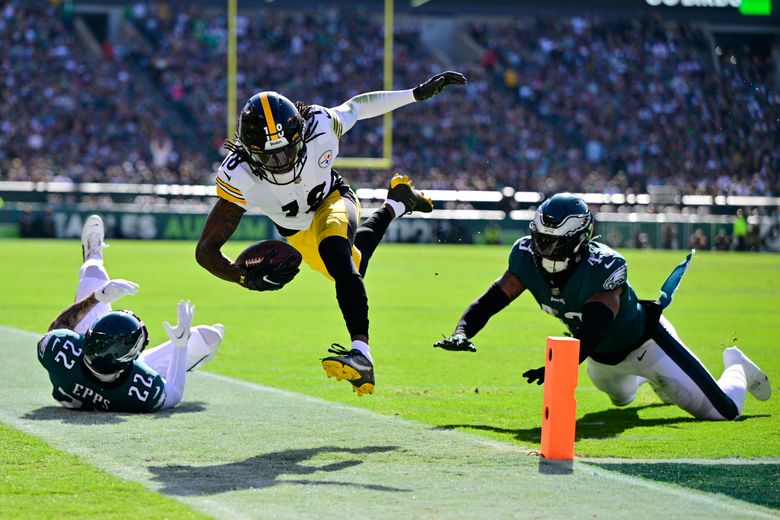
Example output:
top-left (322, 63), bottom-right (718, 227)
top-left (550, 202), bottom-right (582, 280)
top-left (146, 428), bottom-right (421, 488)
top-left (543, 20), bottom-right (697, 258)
top-left (540, 257), bottom-right (569, 273)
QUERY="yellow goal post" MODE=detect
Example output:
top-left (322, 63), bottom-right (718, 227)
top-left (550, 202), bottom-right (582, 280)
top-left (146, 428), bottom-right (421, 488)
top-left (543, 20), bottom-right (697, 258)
top-left (226, 0), bottom-right (394, 170)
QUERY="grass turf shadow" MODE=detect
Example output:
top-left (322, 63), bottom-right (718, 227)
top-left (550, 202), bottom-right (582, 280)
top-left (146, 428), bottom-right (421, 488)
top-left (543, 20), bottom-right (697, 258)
top-left (21, 401), bottom-right (208, 424)
top-left (434, 404), bottom-right (696, 443)
top-left (148, 445), bottom-right (410, 496)
top-left (588, 461), bottom-right (780, 510)
top-left (435, 404), bottom-right (770, 443)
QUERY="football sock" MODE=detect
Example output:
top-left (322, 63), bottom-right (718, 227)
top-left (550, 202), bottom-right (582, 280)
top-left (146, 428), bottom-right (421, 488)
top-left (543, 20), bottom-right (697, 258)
top-left (76, 259), bottom-right (110, 301)
top-left (320, 237), bottom-right (370, 339)
top-left (384, 199), bottom-right (406, 219)
top-left (717, 363), bottom-right (747, 417)
top-left (354, 205), bottom-right (395, 276)
top-left (351, 340), bottom-right (373, 364)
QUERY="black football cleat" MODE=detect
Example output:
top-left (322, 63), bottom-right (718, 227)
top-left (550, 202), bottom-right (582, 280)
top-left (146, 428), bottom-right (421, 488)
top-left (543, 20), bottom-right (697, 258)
top-left (387, 173), bottom-right (433, 215)
top-left (321, 344), bottom-right (375, 396)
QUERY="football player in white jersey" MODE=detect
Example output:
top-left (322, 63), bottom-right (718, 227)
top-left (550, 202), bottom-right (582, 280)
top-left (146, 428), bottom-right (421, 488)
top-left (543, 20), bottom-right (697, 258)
top-left (196, 71), bottom-right (466, 395)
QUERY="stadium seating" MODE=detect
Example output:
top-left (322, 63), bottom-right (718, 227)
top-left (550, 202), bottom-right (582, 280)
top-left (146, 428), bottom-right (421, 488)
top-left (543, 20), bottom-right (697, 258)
top-left (1, 1), bottom-right (778, 198)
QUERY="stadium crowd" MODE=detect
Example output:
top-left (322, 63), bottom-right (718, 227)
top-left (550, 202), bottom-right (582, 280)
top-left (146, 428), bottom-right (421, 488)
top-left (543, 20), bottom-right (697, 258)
top-left (1, 1), bottom-right (778, 198)
top-left (471, 15), bottom-right (780, 197)
top-left (0, 1), bottom-right (207, 185)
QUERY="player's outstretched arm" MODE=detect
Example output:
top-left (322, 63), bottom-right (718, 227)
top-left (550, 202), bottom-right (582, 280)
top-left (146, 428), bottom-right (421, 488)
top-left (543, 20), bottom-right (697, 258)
top-left (330, 71), bottom-right (467, 136)
top-left (47, 280), bottom-right (139, 331)
top-left (434, 270), bottom-right (524, 353)
top-left (196, 198), bottom-right (247, 286)
top-left (159, 300), bottom-right (195, 410)
top-left (412, 71), bottom-right (467, 101)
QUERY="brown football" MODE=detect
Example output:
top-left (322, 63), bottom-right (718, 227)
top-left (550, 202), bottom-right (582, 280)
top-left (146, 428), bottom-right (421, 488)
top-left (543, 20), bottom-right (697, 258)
top-left (235, 240), bottom-right (302, 270)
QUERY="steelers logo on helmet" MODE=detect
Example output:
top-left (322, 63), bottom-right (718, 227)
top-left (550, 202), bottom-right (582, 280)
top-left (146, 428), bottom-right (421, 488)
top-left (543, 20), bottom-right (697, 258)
top-left (529, 193), bottom-right (594, 274)
top-left (238, 91), bottom-right (307, 185)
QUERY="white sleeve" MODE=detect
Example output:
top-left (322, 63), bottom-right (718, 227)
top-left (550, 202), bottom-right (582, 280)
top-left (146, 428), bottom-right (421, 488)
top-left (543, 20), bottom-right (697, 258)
top-left (159, 343), bottom-right (188, 410)
top-left (329, 89), bottom-right (416, 137)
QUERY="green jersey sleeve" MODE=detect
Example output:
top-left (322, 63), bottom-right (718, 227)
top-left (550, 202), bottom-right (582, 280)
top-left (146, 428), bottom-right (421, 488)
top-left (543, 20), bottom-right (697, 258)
top-left (507, 237), bottom-right (536, 285)
top-left (577, 243), bottom-right (628, 301)
top-left (37, 329), bottom-right (86, 373)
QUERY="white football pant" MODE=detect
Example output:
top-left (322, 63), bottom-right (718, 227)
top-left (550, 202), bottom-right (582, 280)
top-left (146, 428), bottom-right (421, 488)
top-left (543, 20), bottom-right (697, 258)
top-left (73, 257), bottom-right (223, 372)
top-left (587, 316), bottom-right (746, 420)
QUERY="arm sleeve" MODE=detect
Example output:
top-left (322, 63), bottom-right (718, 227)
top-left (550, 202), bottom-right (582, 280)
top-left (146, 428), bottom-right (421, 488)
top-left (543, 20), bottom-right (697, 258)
top-left (160, 344), bottom-right (188, 410)
top-left (329, 89), bottom-right (417, 137)
top-left (577, 301), bottom-right (615, 363)
top-left (215, 171), bottom-right (246, 207)
top-left (454, 283), bottom-right (511, 338)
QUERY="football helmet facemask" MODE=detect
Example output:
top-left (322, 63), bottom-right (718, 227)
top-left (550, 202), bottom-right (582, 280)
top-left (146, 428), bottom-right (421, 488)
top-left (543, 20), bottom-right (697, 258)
top-left (83, 310), bottom-right (149, 378)
top-left (237, 91), bottom-right (307, 185)
top-left (530, 193), bottom-right (594, 274)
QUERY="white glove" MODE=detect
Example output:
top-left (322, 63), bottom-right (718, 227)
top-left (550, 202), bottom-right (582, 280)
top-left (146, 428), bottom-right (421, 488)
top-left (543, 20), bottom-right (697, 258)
top-left (94, 279), bottom-right (139, 304)
top-left (163, 300), bottom-right (195, 348)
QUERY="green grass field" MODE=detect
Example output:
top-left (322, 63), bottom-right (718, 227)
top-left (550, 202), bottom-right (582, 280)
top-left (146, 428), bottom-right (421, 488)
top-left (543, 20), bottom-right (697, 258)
top-left (1, 240), bottom-right (778, 517)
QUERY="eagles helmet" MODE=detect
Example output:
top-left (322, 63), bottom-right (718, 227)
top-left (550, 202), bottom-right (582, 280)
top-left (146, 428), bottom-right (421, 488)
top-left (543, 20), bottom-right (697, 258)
top-left (237, 91), bottom-right (307, 185)
top-left (83, 310), bottom-right (149, 376)
top-left (530, 193), bottom-right (594, 274)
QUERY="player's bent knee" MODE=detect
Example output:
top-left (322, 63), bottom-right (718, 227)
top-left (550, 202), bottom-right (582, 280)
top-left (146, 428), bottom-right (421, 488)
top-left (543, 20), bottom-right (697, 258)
top-left (81, 265), bottom-right (108, 281)
top-left (610, 393), bottom-right (637, 407)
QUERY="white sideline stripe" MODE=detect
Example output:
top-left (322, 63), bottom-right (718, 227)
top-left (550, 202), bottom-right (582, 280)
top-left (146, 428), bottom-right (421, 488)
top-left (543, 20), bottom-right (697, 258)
top-left (1, 325), bottom-right (776, 519)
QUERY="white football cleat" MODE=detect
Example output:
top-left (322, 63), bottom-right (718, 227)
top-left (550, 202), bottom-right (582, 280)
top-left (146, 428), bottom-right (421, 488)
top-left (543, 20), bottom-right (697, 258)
top-left (186, 324), bottom-right (224, 371)
top-left (723, 346), bottom-right (771, 401)
top-left (81, 214), bottom-right (107, 261)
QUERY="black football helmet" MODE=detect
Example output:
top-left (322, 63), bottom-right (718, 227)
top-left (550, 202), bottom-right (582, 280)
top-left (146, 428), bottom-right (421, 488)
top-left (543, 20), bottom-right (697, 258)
top-left (237, 91), bottom-right (307, 185)
top-left (83, 310), bottom-right (149, 376)
top-left (529, 193), bottom-right (594, 274)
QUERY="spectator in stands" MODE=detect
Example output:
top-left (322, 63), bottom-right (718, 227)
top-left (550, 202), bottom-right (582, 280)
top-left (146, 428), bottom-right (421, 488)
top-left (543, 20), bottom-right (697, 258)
top-left (713, 228), bottom-right (731, 251)
top-left (661, 223), bottom-right (678, 250)
top-left (688, 228), bottom-right (708, 250)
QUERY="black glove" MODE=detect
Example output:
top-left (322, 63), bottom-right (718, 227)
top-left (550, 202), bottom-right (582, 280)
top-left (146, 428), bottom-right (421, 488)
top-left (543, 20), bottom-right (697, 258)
top-left (413, 71), bottom-right (467, 101)
top-left (434, 333), bottom-right (476, 352)
top-left (244, 252), bottom-right (300, 292)
top-left (522, 366), bottom-right (545, 385)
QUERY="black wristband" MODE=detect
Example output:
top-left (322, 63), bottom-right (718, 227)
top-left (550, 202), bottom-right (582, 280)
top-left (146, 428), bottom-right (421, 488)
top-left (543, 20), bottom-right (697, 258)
top-left (455, 282), bottom-right (511, 338)
top-left (578, 301), bottom-right (616, 363)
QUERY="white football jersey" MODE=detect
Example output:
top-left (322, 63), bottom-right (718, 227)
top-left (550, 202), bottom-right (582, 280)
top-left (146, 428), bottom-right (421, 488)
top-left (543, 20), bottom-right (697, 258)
top-left (215, 105), bottom-right (349, 231)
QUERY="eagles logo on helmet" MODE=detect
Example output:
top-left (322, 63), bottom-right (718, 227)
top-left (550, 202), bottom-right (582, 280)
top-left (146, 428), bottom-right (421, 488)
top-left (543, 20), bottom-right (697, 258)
top-left (529, 193), bottom-right (594, 274)
top-left (236, 91), bottom-right (307, 185)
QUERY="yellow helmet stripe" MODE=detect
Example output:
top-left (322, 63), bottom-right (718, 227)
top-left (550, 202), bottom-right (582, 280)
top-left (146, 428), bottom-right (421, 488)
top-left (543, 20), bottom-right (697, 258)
top-left (259, 92), bottom-right (279, 139)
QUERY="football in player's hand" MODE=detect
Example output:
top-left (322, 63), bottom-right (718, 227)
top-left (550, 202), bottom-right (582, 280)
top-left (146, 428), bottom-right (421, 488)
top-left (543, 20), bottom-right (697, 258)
top-left (235, 240), bottom-right (302, 270)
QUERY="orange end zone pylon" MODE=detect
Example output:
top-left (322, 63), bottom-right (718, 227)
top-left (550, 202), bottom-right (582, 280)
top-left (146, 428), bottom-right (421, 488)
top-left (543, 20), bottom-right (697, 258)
top-left (540, 336), bottom-right (580, 460)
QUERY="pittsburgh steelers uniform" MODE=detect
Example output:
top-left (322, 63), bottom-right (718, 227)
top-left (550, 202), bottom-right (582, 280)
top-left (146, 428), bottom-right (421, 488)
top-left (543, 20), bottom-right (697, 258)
top-left (509, 237), bottom-right (748, 420)
top-left (215, 91), bottom-right (417, 279)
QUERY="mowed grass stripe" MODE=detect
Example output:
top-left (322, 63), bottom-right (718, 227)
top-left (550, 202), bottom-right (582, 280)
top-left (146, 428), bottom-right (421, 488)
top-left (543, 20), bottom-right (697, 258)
top-left (1, 240), bottom-right (776, 460)
top-left (1, 327), bottom-right (776, 519)
top-left (0, 423), bottom-right (208, 520)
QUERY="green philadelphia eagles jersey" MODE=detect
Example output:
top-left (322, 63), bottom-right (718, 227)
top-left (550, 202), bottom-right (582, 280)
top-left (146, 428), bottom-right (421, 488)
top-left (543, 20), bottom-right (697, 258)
top-left (508, 237), bottom-right (646, 358)
top-left (37, 329), bottom-right (166, 412)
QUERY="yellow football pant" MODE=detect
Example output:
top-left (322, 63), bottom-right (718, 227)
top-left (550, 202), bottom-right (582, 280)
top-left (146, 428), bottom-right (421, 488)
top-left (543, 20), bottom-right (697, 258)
top-left (286, 190), bottom-right (362, 280)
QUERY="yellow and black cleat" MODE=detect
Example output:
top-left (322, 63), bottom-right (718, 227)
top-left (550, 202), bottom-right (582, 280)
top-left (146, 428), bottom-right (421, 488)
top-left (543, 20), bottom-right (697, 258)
top-left (321, 344), bottom-right (375, 396)
top-left (388, 173), bottom-right (433, 214)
